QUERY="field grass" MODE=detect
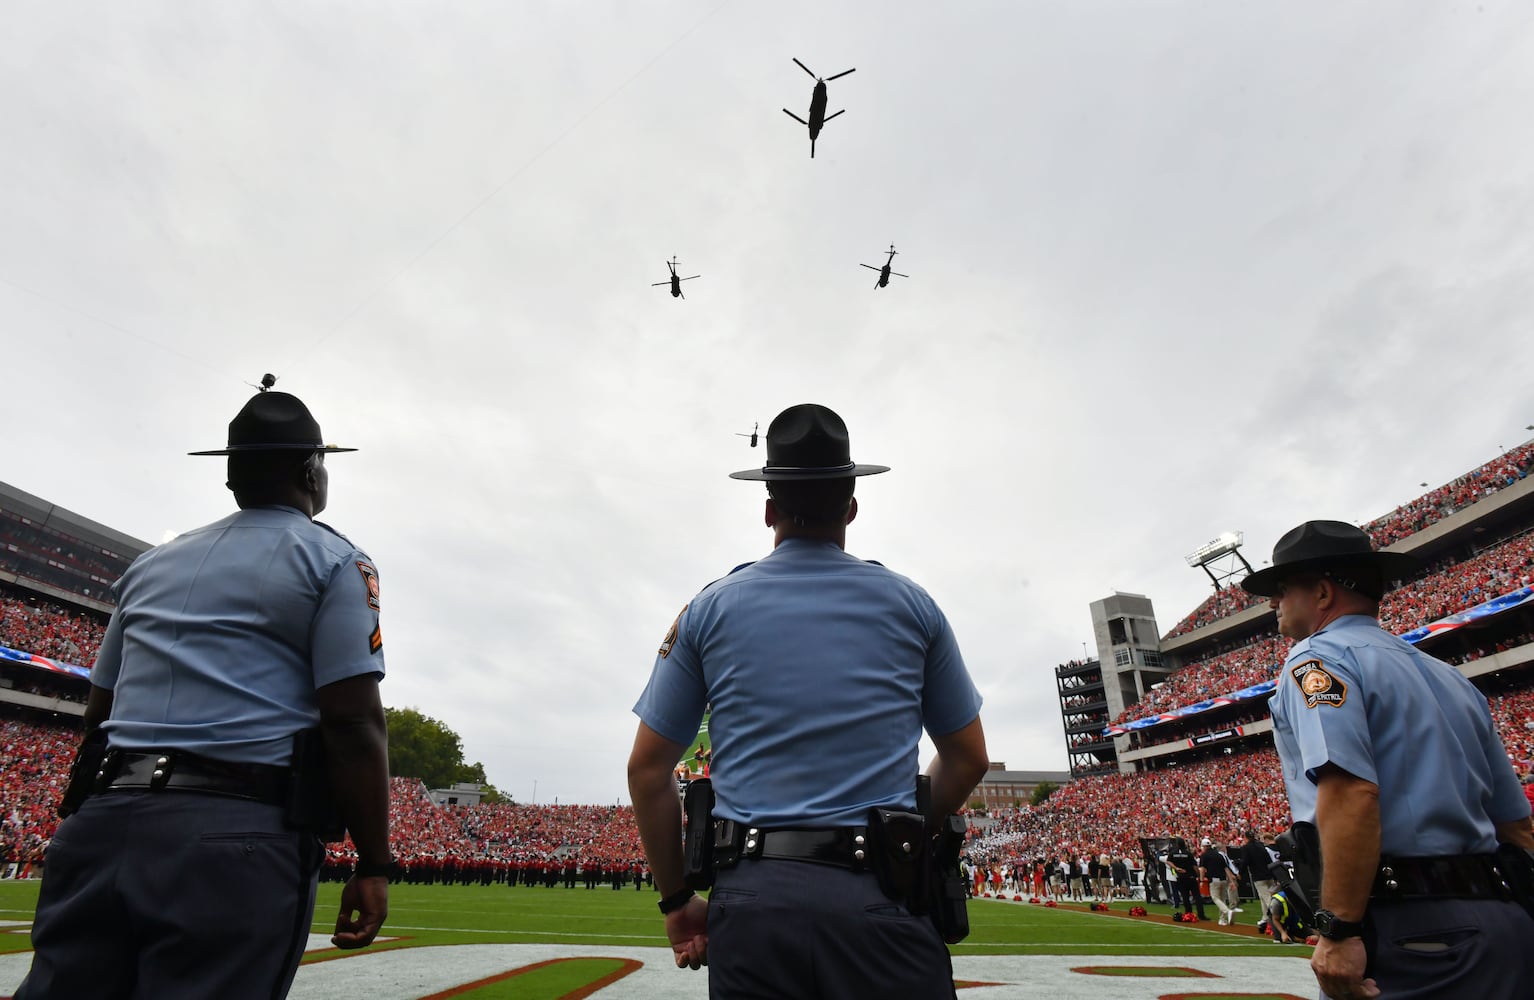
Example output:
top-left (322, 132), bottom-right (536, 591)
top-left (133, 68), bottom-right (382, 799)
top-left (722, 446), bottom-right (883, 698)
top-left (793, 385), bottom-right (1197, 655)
top-left (0, 879), bottom-right (1300, 959)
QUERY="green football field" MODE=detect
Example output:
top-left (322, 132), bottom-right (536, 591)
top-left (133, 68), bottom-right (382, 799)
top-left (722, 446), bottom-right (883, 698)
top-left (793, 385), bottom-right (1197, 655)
top-left (0, 880), bottom-right (1318, 998)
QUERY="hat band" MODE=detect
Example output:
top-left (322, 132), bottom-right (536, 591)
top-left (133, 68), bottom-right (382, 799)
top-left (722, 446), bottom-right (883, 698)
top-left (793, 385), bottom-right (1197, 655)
top-left (761, 461), bottom-right (857, 475)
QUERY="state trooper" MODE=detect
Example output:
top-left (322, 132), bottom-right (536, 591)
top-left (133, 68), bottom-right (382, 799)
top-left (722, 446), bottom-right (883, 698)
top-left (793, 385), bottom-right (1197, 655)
top-left (16, 388), bottom-right (393, 1000)
top-left (628, 403), bottom-right (989, 999)
top-left (1244, 520), bottom-right (1534, 1000)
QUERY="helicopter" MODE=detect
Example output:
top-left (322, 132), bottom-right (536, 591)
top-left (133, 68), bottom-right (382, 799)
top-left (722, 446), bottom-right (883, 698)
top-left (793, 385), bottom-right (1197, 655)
top-left (735, 422), bottom-right (760, 448)
top-left (859, 244), bottom-right (909, 288)
top-left (247, 373), bottom-right (279, 392)
top-left (651, 256), bottom-right (700, 299)
top-left (782, 58), bottom-right (854, 158)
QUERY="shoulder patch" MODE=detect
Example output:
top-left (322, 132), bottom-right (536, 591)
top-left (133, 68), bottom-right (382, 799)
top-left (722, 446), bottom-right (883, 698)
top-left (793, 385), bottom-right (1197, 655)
top-left (658, 604), bottom-right (687, 658)
top-left (1290, 658), bottom-right (1347, 709)
top-left (356, 561), bottom-right (381, 611)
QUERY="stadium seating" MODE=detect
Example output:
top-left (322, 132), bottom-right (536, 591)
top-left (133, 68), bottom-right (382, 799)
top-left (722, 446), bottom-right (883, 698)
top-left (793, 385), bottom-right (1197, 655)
top-left (0, 593), bottom-right (107, 667)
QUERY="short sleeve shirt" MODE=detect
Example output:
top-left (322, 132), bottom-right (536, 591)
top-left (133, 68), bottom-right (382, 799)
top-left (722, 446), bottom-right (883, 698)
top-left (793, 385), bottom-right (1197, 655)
top-left (1268, 614), bottom-right (1528, 856)
top-left (93, 506), bottom-right (384, 766)
top-left (633, 538), bottom-right (983, 827)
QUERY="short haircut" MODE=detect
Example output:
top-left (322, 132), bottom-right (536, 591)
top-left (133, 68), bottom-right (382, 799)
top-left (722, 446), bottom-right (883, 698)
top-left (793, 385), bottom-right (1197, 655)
top-left (227, 450), bottom-right (316, 499)
top-left (767, 477), bottom-right (855, 526)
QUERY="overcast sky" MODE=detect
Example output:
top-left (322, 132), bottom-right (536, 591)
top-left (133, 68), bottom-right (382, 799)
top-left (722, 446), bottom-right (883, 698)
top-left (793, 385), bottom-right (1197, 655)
top-left (4, 2), bottom-right (1534, 804)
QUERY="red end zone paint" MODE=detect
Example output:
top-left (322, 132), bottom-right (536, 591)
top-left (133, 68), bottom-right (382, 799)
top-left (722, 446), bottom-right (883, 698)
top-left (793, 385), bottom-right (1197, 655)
top-left (417, 957), bottom-right (642, 1000)
top-left (1071, 966), bottom-right (1219, 977)
top-left (1157, 994), bottom-right (1307, 1000)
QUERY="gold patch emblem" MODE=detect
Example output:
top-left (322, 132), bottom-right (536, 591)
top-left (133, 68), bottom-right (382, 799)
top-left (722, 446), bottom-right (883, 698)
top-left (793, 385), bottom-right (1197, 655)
top-left (658, 604), bottom-right (687, 658)
top-left (1291, 658), bottom-right (1347, 709)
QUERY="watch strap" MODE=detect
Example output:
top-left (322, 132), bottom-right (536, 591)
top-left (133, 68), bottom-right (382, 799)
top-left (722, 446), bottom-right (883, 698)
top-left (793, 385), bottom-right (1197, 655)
top-left (658, 887), bottom-right (696, 914)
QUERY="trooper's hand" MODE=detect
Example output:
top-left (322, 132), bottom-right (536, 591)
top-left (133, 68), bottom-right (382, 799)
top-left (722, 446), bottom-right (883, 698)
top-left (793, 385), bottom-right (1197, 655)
top-left (666, 894), bottom-right (710, 970)
top-left (1311, 936), bottom-right (1378, 999)
top-left (332, 874), bottom-right (389, 949)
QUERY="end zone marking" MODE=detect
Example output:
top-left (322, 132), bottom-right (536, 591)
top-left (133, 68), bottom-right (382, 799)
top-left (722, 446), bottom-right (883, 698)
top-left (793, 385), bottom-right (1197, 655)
top-left (1072, 966), bottom-right (1219, 978)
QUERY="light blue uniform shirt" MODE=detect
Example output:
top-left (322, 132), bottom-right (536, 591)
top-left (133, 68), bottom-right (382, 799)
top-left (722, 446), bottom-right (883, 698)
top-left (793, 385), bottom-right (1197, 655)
top-left (634, 538), bottom-right (983, 828)
top-left (1269, 614), bottom-right (1528, 856)
top-left (92, 506), bottom-right (385, 766)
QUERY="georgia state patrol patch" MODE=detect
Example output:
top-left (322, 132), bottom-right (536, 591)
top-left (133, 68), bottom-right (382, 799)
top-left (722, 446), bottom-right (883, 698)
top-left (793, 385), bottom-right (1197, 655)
top-left (356, 561), bottom-right (381, 611)
top-left (658, 604), bottom-right (687, 658)
top-left (1291, 658), bottom-right (1347, 709)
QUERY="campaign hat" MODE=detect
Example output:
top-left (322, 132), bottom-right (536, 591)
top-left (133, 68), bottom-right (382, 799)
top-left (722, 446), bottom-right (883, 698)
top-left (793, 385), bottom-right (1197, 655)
top-left (729, 403), bottom-right (889, 481)
top-left (189, 391), bottom-right (357, 456)
top-left (1240, 520), bottom-right (1419, 597)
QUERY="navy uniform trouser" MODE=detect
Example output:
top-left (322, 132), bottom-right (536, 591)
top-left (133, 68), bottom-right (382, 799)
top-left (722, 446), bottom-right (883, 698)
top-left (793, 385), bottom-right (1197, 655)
top-left (16, 791), bottom-right (322, 1000)
top-left (706, 857), bottom-right (956, 1000)
top-left (1344, 897), bottom-right (1534, 1000)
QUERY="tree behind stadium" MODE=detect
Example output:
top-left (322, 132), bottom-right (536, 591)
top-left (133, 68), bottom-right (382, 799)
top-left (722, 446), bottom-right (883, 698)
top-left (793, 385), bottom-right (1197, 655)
top-left (385, 706), bottom-right (505, 803)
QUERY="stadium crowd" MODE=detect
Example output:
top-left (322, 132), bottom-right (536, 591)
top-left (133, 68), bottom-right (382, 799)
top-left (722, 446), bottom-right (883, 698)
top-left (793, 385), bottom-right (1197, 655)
top-left (0, 591), bottom-right (106, 667)
top-left (1361, 442), bottom-right (1534, 548)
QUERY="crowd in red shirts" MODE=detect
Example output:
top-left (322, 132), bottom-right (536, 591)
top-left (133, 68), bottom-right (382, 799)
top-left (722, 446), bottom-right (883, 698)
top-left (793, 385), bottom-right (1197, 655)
top-left (0, 592), bottom-right (106, 666)
top-left (1362, 443), bottom-right (1534, 548)
top-left (0, 718), bottom-right (77, 878)
top-left (965, 748), bottom-right (1293, 878)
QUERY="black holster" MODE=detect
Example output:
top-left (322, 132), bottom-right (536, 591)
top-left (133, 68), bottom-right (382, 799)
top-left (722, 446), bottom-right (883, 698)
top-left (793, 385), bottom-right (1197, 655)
top-left (914, 774), bottom-right (970, 944)
top-left (284, 727), bottom-right (345, 842)
top-left (1282, 822), bottom-right (1323, 917)
top-left (867, 806), bottom-right (928, 910)
top-left (681, 778), bottom-right (716, 890)
top-left (57, 728), bottom-right (109, 818)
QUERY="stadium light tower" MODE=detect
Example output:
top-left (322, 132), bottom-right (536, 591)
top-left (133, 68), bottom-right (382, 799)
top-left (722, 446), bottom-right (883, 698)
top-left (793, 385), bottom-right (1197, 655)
top-left (1184, 530), bottom-right (1254, 594)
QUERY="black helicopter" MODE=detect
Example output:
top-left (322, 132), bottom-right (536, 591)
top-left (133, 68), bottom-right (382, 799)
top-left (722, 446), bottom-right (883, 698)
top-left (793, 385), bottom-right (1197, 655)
top-left (782, 58), bottom-right (854, 158)
top-left (860, 244), bottom-right (909, 288)
top-left (736, 422), bottom-right (760, 448)
top-left (651, 256), bottom-right (700, 299)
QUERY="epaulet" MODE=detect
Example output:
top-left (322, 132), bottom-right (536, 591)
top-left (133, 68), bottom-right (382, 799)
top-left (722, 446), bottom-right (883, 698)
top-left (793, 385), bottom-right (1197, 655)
top-left (864, 559), bottom-right (885, 568)
top-left (698, 561), bottom-right (756, 591)
top-left (312, 520), bottom-right (353, 545)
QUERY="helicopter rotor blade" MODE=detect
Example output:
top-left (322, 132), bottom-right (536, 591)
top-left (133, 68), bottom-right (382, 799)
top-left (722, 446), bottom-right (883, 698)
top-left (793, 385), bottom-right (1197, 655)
top-left (826, 68), bottom-right (856, 81)
top-left (823, 109), bottom-right (846, 124)
top-left (859, 263), bottom-right (880, 271)
top-left (792, 57), bottom-right (816, 79)
top-left (890, 272), bottom-right (910, 278)
top-left (782, 108), bottom-right (808, 125)
top-left (651, 281), bottom-right (670, 287)
top-left (680, 275), bottom-right (700, 281)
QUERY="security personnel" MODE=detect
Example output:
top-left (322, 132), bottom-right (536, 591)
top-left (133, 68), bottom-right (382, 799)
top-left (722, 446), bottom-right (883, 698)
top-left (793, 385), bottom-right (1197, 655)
top-left (628, 403), bottom-right (988, 999)
top-left (1244, 520), bottom-right (1534, 1000)
top-left (16, 388), bottom-right (392, 1000)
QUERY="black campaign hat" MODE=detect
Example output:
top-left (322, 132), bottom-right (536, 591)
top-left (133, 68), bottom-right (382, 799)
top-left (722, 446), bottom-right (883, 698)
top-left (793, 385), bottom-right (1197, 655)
top-left (729, 403), bottom-right (889, 481)
top-left (188, 391), bottom-right (357, 456)
top-left (1240, 520), bottom-right (1420, 597)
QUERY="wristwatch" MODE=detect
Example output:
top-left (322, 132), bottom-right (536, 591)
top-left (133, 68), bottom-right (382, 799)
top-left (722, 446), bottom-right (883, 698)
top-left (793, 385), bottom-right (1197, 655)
top-left (353, 856), bottom-right (399, 880)
top-left (1312, 909), bottom-right (1364, 940)
top-left (658, 887), bottom-right (696, 914)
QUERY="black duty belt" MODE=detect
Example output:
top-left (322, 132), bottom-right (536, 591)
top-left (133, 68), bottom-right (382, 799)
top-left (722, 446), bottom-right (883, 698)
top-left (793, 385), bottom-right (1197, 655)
top-left (717, 823), bottom-right (870, 871)
top-left (1372, 854), bottom-right (1514, 901)
top-left (97, 749), bottom-right (290, 806)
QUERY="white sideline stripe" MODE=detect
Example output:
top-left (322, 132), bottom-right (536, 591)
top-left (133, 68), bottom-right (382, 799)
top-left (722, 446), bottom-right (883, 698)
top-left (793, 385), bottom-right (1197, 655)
top-left (0, 945), bottom-right (1317, 998)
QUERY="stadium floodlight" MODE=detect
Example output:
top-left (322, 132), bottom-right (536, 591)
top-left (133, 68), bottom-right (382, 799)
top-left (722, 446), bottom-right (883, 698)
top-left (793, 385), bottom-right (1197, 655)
top-left (1183, 530), bottom-right (1255, 596)
top-left (1185, 531), bottom-right (1244, 568)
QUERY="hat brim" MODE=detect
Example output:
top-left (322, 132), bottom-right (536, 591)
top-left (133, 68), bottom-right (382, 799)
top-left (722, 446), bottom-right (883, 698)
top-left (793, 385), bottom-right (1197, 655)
top-left (729, 463), bottom-right (890, 482)
top-left (1240, 550), bottom-right (1421, 597)
top-left (188, 444), bottom-right (358, 456)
